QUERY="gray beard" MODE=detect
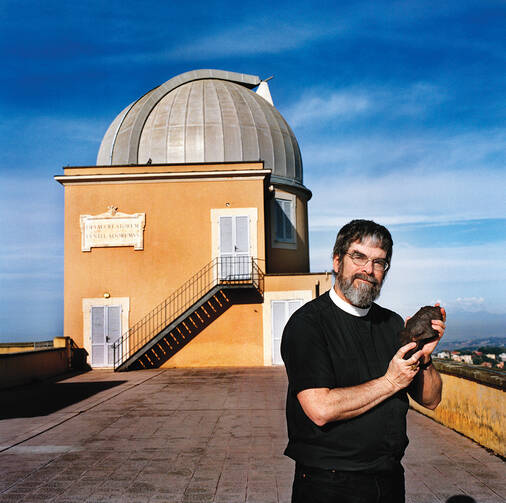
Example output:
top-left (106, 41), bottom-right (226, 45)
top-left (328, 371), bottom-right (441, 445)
top-left (337, 267), bottom-right (382, 308)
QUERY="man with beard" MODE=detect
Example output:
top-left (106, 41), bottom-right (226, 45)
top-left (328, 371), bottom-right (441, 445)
top-left (281, 220), bottom-right (445, 503)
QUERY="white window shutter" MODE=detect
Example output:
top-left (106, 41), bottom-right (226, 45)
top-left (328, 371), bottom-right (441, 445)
top-left (220, 216), bottom-right (233, 254)
top-left (275, 200), bottom-right (284, 240)
top-left (271, 302), bottom-right (286, 365)
top-left (91, 307), bottom-right (105, 343)
top-left (107, 306), bottom-right (121, 366)
top-left (288, 300), bottom-right (301, 317)
top-left (235, 216), bottom-right (249, 253)
top-left (108, 306), bottom-right (122, 341)
top-left (91, 306), bottom-right (105, 366)
top-left (281, 200), bottom-right (293, 240)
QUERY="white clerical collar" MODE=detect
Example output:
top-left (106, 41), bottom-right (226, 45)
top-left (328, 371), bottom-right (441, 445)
top-left (329, 287), bottom-right (371, 317)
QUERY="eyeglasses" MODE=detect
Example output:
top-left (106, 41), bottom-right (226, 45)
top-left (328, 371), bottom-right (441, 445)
top-left (345, 252), bottom-right (390, 272)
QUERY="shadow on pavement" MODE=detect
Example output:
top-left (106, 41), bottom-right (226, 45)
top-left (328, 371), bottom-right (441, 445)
top-left (0, 376), bottom-right (126, 419)
top-left (446, 496), bottom-right (477, 502)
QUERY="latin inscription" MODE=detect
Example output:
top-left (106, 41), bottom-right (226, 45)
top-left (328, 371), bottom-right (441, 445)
top-left (80, 208), bottom-right (145, 251)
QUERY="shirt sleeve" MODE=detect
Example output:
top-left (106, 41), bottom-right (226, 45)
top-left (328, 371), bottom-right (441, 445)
top-left (281, 309), bottom-right (336, 395)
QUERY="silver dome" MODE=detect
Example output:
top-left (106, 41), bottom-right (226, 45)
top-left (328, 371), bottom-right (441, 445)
top-left (97, 70), bottom-right (304, 188)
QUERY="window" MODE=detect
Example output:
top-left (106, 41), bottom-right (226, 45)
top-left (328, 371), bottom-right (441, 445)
top-left (274, 197), bottom-right (295, 243)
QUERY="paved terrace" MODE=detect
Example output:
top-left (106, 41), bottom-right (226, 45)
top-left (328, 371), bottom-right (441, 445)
top-left (0, 368), bottom-right (504, 503)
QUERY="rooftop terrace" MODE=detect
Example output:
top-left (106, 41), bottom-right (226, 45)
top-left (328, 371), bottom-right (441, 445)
top-left (0, 368), bottom-right (504, 503)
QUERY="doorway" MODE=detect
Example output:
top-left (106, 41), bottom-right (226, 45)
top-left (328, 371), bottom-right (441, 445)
top-left (219, 215), bottom-right (250, 280)
top-left (90, 305), bottom-right (122, 367)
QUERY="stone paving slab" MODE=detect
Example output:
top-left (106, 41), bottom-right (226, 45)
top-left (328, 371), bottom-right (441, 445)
top-left (0, 368), bottom-right (504, 502)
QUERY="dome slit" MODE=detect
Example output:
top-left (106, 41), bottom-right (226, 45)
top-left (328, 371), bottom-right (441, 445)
top-left (216, 81), bottom-right (242, 162)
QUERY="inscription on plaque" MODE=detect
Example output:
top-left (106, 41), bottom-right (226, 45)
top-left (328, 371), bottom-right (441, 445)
top-left (80, 206), bottom-right (145, 252)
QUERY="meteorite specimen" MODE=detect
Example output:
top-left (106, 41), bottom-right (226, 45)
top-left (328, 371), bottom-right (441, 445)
top-left (399, 306), bottom-right (443, 360)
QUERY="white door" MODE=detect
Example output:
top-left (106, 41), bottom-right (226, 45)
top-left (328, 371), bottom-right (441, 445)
top-left (91, 305), bottom-right (122, 367)
top-left (271, 300), bottom-right (303, 365)
top-left (219, 215), bottom-right (250, 279)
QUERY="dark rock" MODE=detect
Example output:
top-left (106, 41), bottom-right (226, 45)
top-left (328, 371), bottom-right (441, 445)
top-left (399, 306), bottom-right (443, 359)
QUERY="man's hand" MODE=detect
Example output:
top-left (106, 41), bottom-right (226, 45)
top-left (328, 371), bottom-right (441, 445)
top-left (384, 343), bottom-right (423, 390)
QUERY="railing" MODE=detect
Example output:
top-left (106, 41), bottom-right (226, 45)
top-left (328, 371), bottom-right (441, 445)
top-left (0, 340), bottom-right (54, 352)
top-left (113, 257), bottom-right (264, 369)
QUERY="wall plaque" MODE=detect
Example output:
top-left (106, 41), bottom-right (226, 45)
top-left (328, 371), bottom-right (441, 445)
top-left (80, 206), bottom-right (145, 252)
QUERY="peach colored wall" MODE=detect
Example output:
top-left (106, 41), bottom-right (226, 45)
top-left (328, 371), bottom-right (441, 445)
top-left (161, 273), bottom-right (332, 367)
top-left (0, 339), bottom-right (72, 389)
top-left (0, 345), bottom-right (41, 354)
top-left (163, 303), bottom-right (263, 367)
top-left (409, 373), bottom-right (505, 456)
top-left (62, 170), bottom-right (266, 351)
top-left (265, 273), bottom-right (332, 294)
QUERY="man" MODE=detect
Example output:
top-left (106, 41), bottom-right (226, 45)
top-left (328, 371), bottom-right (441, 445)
top-left (281, 220), bottom-right (445, 503)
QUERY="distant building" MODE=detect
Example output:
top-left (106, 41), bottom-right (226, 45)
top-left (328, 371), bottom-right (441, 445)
top-left (436, 351), bottom-right (450, 359)
top-left (55, 69), bottom-right (331, 370)
top-left (499, 353), bottom-right (506, 362)
top-left (485, 354), bottom-right (496, 360)
top-left (481, 362), bottom-right (492, 368)
top-left (451, 354), bottom-right (472, 364)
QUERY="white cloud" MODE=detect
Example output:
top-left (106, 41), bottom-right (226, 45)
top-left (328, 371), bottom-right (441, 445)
top-left (286, 92), bottom-right (371, 127)
top-left (382, 242), bottom-right (506, 315)
top-left (101, 20), bottom-right (343, 64)
top-left (170, 23), bottom-right (339, 59)
top-left (452, 297), bottom-right (486, 312)
top-left (307, 168), bottom-right (505, 229)
top-left (302, 129), bottom-right (504, 174)
top-left (286, 82), bottom-right (445, 127)
top-left (310, 239), bottom-right (506, 317)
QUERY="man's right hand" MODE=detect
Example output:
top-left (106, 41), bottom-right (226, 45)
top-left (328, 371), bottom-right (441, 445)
top-left (384, 343), bottom-right (423, 390)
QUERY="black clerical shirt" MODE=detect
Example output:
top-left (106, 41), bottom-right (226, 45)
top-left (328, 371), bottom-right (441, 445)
top-left (281, 291), bottom-right (409, 473)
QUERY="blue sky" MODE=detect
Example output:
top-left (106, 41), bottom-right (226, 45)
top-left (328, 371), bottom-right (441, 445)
top-left (0, 0), bottom-right (505, 342)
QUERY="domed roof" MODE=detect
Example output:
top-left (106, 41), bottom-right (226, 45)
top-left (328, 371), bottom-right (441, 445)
top-left (97, 69), bottom-right (304, 189)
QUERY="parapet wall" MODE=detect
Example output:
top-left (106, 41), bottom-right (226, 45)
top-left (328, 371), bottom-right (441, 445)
top-left (0, 337), bottom-right (77, 389)
top-left (409, 360), bottom-right (505, 456)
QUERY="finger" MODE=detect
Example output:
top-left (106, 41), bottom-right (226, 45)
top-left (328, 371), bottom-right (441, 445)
top-left (404, 316), bottom-right (411, 327)
top-left (432, 320), bottom-right (445, 336)
top-left (397, 342), bottom-right (417, 358)
top-left (435, 302), bottom-right (446, 322)
top-left (406, 350), bottom-right (423, 365)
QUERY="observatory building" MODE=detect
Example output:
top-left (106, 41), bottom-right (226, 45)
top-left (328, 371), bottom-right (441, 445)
top-left (55, 69), bottom-right (331, 370)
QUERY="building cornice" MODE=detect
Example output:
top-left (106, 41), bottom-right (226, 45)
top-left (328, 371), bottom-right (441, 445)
top-left (54, 169), bottom-right (272, 185)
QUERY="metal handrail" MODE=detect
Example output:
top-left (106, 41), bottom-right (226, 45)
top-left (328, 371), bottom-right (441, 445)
top-left (113, 257), bottom-right (263, 369)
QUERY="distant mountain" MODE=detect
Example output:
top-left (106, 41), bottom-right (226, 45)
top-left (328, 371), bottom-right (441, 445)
top-left (437, 336), bottom-right (506, 351)
top-left (442, 309), bottom-right (506, 342)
